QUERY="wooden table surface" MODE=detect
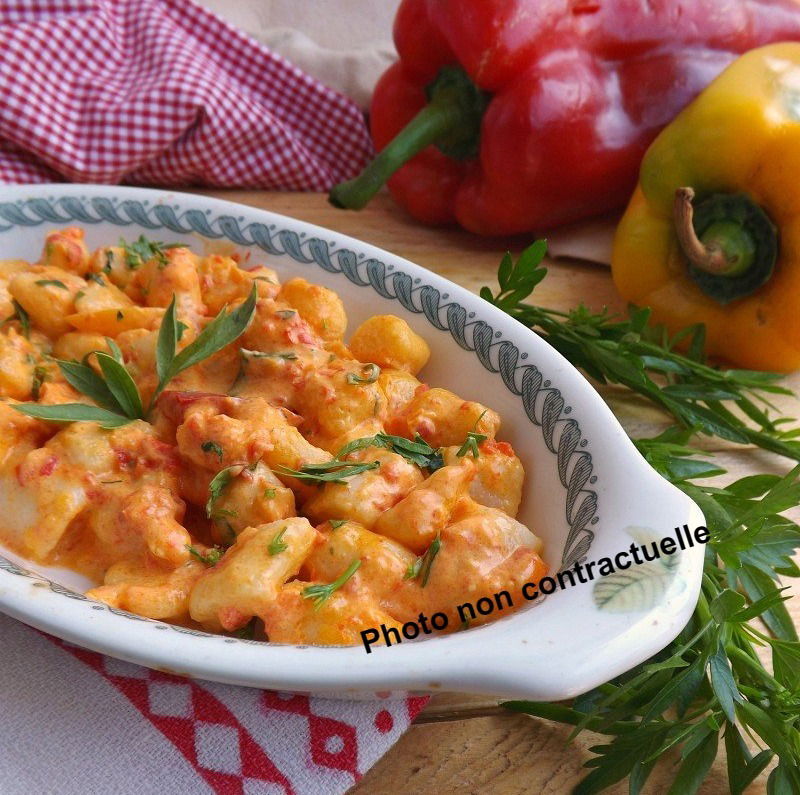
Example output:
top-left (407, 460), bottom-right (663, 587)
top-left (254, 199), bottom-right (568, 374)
top-left (201, 190), bottom-right (798, 795)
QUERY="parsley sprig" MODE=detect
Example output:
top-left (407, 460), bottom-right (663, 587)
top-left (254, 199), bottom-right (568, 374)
top-left (302, 559), bottom-right (361, 610)
top-left (280, 432), bottom-right (447, 486)
top-left (337, 432), bottom-right (444, 471)
top-left (346, 363), bottom-right (381, 385)
top-left (267, 527), bottom-right (288, 556)
top-left (12, 284), bottom-right (257, 427)
top-left (505, 433), bottom-right (800, 794)
top-left (277, 459), bottom-right (380, 484)
top-left (186, 544), bottom-right (223, 566)
top-left (483, 244), bottom-right (800, 792)
top-left (456, 431), bottom-right (487, 458)
top-left (120, 235), bottom-right (184, 270)
top-left (481, 242), bottom-right (800, 462)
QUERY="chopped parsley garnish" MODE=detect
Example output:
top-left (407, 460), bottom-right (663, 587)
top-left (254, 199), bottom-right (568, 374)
top-left (186, 544), bottom-right (223, 566)
top-left (456, 431), bottom-right (488, 458)
top-left (105, 337), bottom-right (124, 363)
top-left (31, 364), bottom-right (48, 400)
top-left (35, 279), bottom-right (68, 290)
top-left (201, 440), bottom-right (224, 461)
top-left (277, 459), bottom-right (380, 485)
top-left (119, 235), bottom-right (184, 270)
top-left (267, 527), bottom-right (288, 556)
top-left (2, 299), bottom-right (30, 338)
top-left (337, 433), bottom-right (444, 471)
top-left (346, 363), bottom-right (380, 385)
top-left (329, 519), bottom-right (348, 530)
top-left (404, 537), bottom-right (441, 587)
top-left (86, 272), bottom-right (106, 285)
top-left (302, 559), bottom-right (361, 610)
top-left (206, 466), bottom-right (240, 518)
top-left (274, 309), bottom-right (296, 319)
top-left (263, 487), bottom-right (277, 499)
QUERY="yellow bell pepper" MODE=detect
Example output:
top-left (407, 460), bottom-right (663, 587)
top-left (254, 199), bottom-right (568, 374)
top-left (612, 42), bottom-right (800, 372)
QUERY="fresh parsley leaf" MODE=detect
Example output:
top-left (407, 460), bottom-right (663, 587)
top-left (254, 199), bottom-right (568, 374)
top-left (263, 487), bottom-right (277, 499)
top-left (411, 536), bottom-right (441, 587)
top-left (277, 459), bottom-right (380, 484)
top-left (346, 363), bottom-right (380, 385)
top-left (94, 352), bottom-right (144, 419)
top-left (119, 235), bottom-right (184, 270)
top-left (403, 558), bottom-right (421, 581)
top-left (149, 284), bottom-right (257, 408)
top-left (186, 544), bottom-right (223, 566)
top-left (3, 299), bottom-right (30, 338)
top-left (206, 466), bottom-right (240, 518)
top-left (30, 364), bottom-right (48, 400)
top-left (105, 337), bottom-right (124, 363)
top-left (267, 527), bottom-right (288, 556)
top-left (12, 403), bottom-right (132, 428)
top-left (35, 279), bottom-right (68, 290)
top-left (201, 440), bottom-right (224, 461)
top-left (86, 272), bottom-right (106, 286)
top-left (336, 433), bottom-right (443, 471)
top-left (302, 559), bottom-right (361, 610)
top-left (329, 519), bottom-right (348, 530)
top-left (55, 358), bottom-right (123, 414)
top-left (155, 294), bottom-right (178, 386)
top-left (456, 431), bottom-right (487, 458)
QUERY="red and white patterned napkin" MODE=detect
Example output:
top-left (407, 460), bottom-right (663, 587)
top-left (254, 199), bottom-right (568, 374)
top-left (0, 0), bottom-right (373, 187)
top-left (0, 614), bottom-right (428, 793)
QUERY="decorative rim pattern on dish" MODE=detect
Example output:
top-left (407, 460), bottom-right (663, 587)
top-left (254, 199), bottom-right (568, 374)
top-left (0, 193), bottom-right (598, 638)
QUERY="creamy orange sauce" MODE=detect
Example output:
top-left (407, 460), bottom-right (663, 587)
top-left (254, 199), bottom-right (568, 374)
top-left (0, 228), bottom-right (546, 645)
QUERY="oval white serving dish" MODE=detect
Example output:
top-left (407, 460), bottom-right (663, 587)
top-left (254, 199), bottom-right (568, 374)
top-left (0, 184), bottom-right (704, 700)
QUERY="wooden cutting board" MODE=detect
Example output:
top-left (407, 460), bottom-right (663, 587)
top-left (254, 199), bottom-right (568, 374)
top-left (198, 189), bottom-right (793, 794)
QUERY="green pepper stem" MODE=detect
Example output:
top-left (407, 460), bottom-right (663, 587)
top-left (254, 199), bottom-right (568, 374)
top-left (674, 187), bottom-right (731, 275)
top-left (329, 101), bottom-right (461, 210)
top-left (330, 66), bottom-right (488, 211)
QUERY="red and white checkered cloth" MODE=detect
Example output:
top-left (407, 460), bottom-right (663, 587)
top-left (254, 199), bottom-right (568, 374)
top-left (0, 614), bottom-right (428, 793)
top-left (0, 0), bottom-right (374, 187)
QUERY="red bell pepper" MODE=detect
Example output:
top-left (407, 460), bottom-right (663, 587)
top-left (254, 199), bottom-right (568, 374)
top-left (330, 0), bottom-right (800, 235)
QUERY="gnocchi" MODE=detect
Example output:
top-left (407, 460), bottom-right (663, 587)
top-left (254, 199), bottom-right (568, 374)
top-left (0, 228), bottom-right (546, 647)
